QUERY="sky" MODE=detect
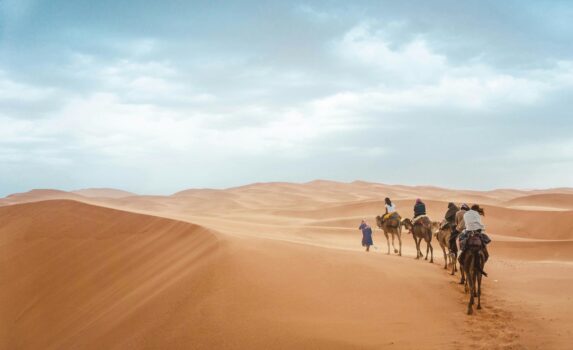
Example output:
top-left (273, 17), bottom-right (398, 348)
top-left (1, 0), bottom-right (573, 196)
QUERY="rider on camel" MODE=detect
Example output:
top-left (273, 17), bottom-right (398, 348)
top-left (449, 203), bottom-right (469, 253)
top-left (412, 198), bottom-right (426, 224)
top-left (458, 204), bottom-right (491, 264)
top-left (382, 197), bottom-right (398, 221)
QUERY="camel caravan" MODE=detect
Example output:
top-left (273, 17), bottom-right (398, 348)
top-left (359, 198), bottom-right (491, 315)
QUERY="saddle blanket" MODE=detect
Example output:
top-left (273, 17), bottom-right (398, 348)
top-left (383, 212), bottom-right (401, 221)
top-left (412, 215), bottom-right (428, 224)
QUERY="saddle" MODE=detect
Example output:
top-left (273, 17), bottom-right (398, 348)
top-left (383, 212), bottom-right (401, 221)
top-left (412, 215), bottom-right (431, 230)
top-left (467, 231), bottom-right (483, 248)
top-left (439, 220), bottom-right (450, 230)
top-left (383, 212), bottom-right (401, 228)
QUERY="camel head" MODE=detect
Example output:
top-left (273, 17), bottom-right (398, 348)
top-left (401, 218), bottom-right (413, 230)
top-left (375, 215), bottom-right (383, 228)
top-left (431, 221), bottom-right (441, 238)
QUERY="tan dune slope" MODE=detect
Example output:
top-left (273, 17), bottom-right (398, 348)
top-left (481, 205), bottom-right (573, 240)
top-left (0, 200), bottom-right (221, 350)
top-left (503, 193), bottom-right (573, 210)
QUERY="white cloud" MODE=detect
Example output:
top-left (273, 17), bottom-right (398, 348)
top-left (337, 22), bottom-right (448, 84)
top-left (0, 70), bottom-right (56, 102)
top-left (327, 22), bottom-right (573, 114)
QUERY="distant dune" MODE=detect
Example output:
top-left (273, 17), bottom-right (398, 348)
top-left (504, 193), bottom-right (573, 210)
top-left (72, 188), bottom-right (136, 198)
top-left (1, 181), bottom-right (572, 349)
top-left (0, 189), bottom-right (84, 206)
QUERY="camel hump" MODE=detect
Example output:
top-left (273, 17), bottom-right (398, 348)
top-left (439, 220), bottom-right (449, 229)
top-left (468, 234), bottom-right (483, 248)
top-left (387, 218), bottom-right (400, 228)
top-left (414, 215), bottom-right (431, 227)
top-left (390, 212), bottom-right (401, 220)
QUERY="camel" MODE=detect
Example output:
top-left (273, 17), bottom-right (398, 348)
top-left (434, 220), bottom-right (457, 273)
top-left (375, 214), bottom-right (402, 256)
top-left (461, 234), bottom-right (488, 315)
top-left (402, 217), bottom-right (434, 263)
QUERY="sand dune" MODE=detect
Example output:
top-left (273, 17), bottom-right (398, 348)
top-left (0, 200), bottom-right (221, 350)
top-left (1, 182), bottom-right (573, 349)
top-left (0, 189), bottom-right (84, 206)
top-left (504, 193), bottom-right (573, 210)
top-left (72, 188), bottom-right (137, 199)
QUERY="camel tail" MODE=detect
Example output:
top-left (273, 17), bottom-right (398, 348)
top-left (474, 250), bottom-right (488, 277)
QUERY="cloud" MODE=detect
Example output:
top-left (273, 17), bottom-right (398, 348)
top-left (336, 22), bottom-right (448, 84)
top-left (0, 70), bottom-right (55, 103)
top-left (327, 22), bottom-right (573, 115)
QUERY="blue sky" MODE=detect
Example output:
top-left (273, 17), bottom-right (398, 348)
top-left (1, 0), bottom-right (573, 196)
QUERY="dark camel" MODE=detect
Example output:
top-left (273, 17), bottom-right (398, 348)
top-left (461, 234), bottom-right (488, 315)
top-left (402, 217), bottom-right (434, 263)
top-left (375, 214), bottom-right (402, 256)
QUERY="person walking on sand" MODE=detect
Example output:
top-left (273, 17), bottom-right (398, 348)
top-left (358, 219), bottom-right (374, 252)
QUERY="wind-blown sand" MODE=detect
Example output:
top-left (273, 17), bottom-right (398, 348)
top-left (1, 182), bottom-right (572, 349)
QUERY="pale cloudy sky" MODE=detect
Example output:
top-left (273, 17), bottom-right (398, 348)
top-left (1, 0), bottom-right (572, 196)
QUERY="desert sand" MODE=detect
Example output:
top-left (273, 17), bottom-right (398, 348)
top-left (1, 181), bottom-right (572, 349)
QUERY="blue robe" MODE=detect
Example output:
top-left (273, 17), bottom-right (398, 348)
top-left (359, 223), bottom-right (373, 246)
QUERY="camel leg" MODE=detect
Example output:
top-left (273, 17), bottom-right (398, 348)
top-left (429, 241), bottom-right (433, 263)
top-left (418, 236), bottom-right (424, 258)
top-left (467, 269), bottom-right (475, 315)
top-left (384, 231), bottom-right (390, 255)
top-left (391, 233), bottom-right (398, 254)
top-left (397, 230), bottom-right (402, 256)
top-left (414, 237), bottom-right (421, 259)
top-left (477, 256), bottom-right (483, 310)
top-left (390, 233), bottom-right (395, 254)
top-left (477, 272), bottom-right (482, 310)
top-left (442, 245), bottom-right (447, 269)
top-left (464, 268), bottom-right (470, 294)
top-left (425, 241), bottom-right (429, 260)
top-left (467, 253), bottom-right (475, 314)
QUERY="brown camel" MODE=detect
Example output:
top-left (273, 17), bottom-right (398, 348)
top-left (375, 214), bottom-right (402, 256)
top-left (434, 220), bottom-right (457, 273)
top-left (402, 217), bottom-right (433, 263)
top-left (461, 233), bottom-right (488, 315)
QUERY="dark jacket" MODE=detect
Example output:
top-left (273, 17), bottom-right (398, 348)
top-left (414, 202), bottom-right (426, 217)
top-left (444, 203), bottom-right (459, 223)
